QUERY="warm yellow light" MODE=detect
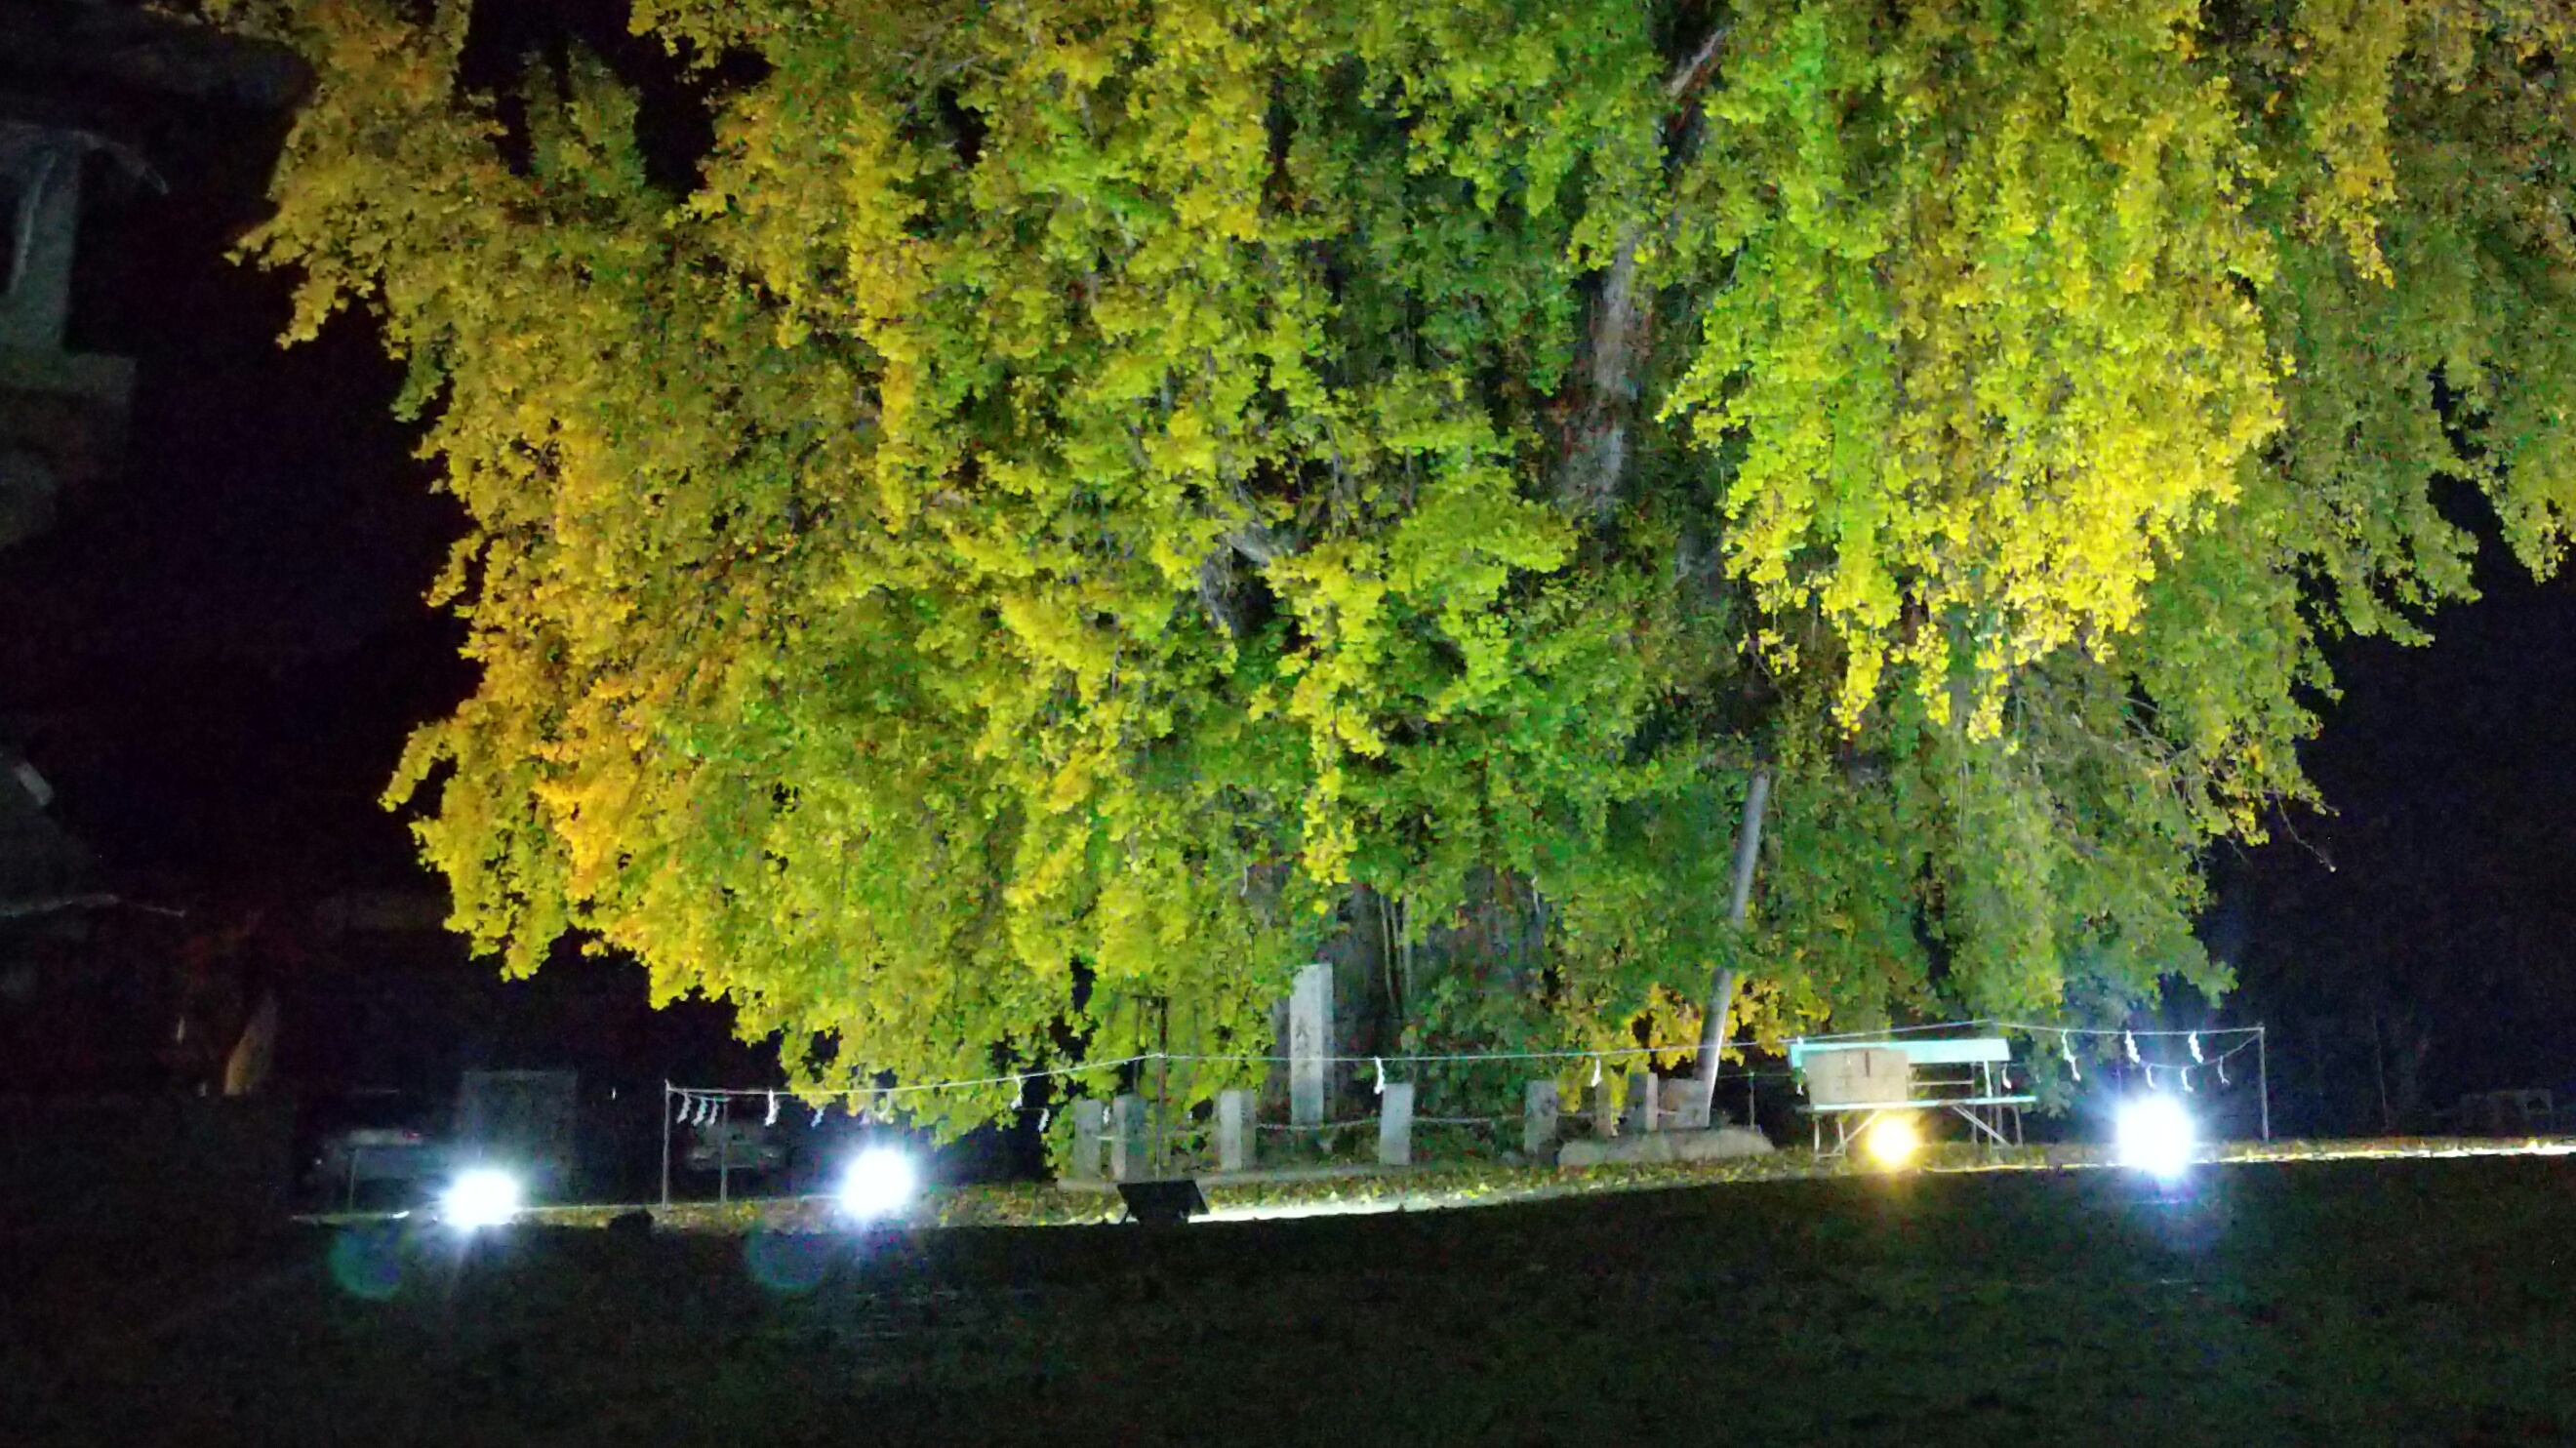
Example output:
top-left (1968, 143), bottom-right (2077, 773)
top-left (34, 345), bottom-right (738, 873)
top-left (1864, 1114), bottom-right (1920, 1169)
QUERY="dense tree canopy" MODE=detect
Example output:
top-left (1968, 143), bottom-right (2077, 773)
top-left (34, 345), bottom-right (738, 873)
top-left (219, 0), bottom-right (2576, 1132)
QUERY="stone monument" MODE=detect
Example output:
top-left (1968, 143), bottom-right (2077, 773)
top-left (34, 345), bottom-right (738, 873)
top-left (1287, 960), bottom-right (1332, 1128)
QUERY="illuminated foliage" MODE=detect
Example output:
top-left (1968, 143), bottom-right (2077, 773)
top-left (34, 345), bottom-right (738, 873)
top-left (221, 0), bottom-right (2576, 1132)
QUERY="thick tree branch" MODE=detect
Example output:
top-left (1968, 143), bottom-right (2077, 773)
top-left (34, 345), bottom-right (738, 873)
top-left (1223, 517), bottom-right (1294, 567)
top-left (1666, 24), bottom-right (1732, 104)
top-left (1198, 514), bottom-right (1299, 637)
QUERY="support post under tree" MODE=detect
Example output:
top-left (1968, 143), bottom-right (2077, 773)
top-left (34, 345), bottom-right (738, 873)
top-left (1694, 766), bottom-right (1772, 1122)
top-left (1155, 996), bottom-right (1172, 1177)
top-left (659, 1080), bottom-right (671, 1208)
top-left (2259, 1026), bottom-right (2272, 1142)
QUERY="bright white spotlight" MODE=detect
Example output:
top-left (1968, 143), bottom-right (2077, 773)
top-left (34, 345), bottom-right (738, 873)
top-left (836, 1146), bottom-right (917, 1223)
top-left (439, 1167), bottom-right (524, 1229)
top-left (1863, 1113), bottom-right (1921, 1169)
top-left (2113, 1094), bottom-right (2196, 1181)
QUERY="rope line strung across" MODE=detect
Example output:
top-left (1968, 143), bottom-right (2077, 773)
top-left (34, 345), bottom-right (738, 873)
top-left (660, 1020), bottom-right (2263, 1119)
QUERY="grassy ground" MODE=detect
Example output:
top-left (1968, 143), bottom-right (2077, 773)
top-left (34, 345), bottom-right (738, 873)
top-left (516, 1135), bottom-right (2576, 1231)
top-left (7, 1153), bottom-right (2572, 1447)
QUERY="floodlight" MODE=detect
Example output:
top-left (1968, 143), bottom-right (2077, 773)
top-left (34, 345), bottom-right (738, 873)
top-left (2113, 1094), bottom-right (2196, 1181)
top-left (836, 1146), bottom-right (918, 1222)
top-left (1863, 1113), bottom-right (1920, 1169)
top-left (439, 1167), bottom-right (524, 1229)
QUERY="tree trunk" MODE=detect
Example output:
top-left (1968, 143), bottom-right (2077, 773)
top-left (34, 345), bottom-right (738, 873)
top-left (1555, 236), bottom-right (1650, 521)
top-left (1550, 24), bottom-right (1732, 524)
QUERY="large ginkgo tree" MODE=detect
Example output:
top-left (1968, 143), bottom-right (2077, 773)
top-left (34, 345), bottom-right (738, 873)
top-left (218, 0), bottom-right (2576, 1131)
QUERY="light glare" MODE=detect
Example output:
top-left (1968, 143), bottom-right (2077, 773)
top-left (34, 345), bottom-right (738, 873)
top-left (2114, 1094), bottom-right (2196, 1181)
top-left (1863, 1114), bottom-right (1920, 1169)
top-left (837, 1146), bottom-right (917, 1222)
top-left (440, 1167), bottom-right (524, 1229)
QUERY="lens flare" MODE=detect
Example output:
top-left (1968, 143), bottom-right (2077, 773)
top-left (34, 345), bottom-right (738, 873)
top-left (1863, 1113), bottom-right (1921, 1169)
top-left (327, 1224), bottom-right (407, 1300)
top-left (836, 1146), bottom-right (917, 1223)
top-left (744, 1228), bottom-right (834, 1295)
top-left (2114, 1095), bottom-right (2196, 1181)
top-left (439, 1167), bottom-right (524, 1229)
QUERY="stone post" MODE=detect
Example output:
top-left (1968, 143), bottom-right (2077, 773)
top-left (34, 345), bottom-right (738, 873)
top-left (1523, 1080), bottom-right (1559, 1158)
top-left (1593, 1074), bottom-right (1618, 1139)
top-left (1216, 1088), bottom-right (1256, 1173)
top-left (1067, 1099), bottom-right (1107, 1182)
top-left (1671, 1076), bottom-right (1711, 1131)
top-left (1628, 1072), bottom-right (1662, 1133)
top-left (1287, 961), bottom-right (1332, 1128)
top-left (1377, 1082), bottom-right (1415, 1168)
top-left (1110, 1094), bottom-right (1149, 1182)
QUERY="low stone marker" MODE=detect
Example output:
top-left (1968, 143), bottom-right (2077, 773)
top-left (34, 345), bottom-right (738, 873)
top-left (1217, 1089), bottom-right (1257, 1173)
top-left (1626, 1073), bottom-right (1661, 1134)
top-left (1377, 1082), bottom-right (1415, 1167)
top-left (1669, 1081), bottom-right (1712, 1131)
top-left (1110, 1094), bottom-right (1149, 1182)
top-left (1557, 1125), bottom-right (1775, 1169)
top-left (1068, 1099), bottom-right (1108, 1182)
top-left (1593, 1075), bottom-right (1618, 1139)
top-left (1524, 1080), bottom-right (1560, 1160)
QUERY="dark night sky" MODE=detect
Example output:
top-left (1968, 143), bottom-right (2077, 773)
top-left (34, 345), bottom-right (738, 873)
top-left (5, 8), bottom-right (2571, 1131)
top-left (2216, 529), bottom-right (2576, 1123)
top-left (0, 39), bottom-right (763, 1106)
top-left (4, 179), bottom-right (464, 897)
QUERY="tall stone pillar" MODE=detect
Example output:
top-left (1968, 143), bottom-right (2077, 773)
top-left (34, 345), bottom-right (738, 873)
top-left (1287, 961), bottom-right (1332, 1128)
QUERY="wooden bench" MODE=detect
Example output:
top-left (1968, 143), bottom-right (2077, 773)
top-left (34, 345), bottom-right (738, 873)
top-left (1788, 1035), bottom-right (2035, 1154)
